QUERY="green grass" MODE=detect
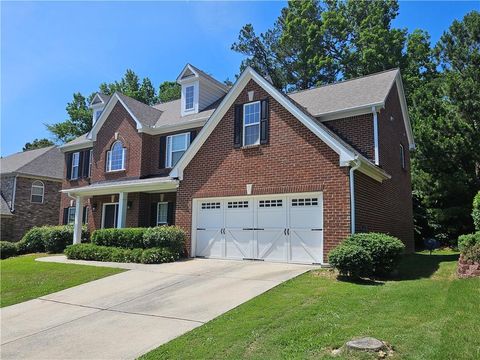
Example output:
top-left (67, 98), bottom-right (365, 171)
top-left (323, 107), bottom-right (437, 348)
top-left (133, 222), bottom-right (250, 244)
top-left (0, 254), bottom-right (125, 307)
top-left (141, 251), bottom-right (480, 360)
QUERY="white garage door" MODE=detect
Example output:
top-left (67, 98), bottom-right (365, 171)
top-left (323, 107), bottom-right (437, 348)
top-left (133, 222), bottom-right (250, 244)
top-left (194, 193), bottom-right (323, 264)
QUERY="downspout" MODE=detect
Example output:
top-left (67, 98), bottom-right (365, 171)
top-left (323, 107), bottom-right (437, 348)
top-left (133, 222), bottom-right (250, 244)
top-left (372, 106), bottom-right (379, 166)
top-left (349, 159), bottom-right (361, 234)
top-left (11, 175), bottom-right (17, 212)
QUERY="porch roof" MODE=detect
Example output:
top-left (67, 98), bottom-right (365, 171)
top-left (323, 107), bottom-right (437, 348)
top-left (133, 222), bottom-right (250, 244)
top-left (62, 177), bottom-right (178, 197)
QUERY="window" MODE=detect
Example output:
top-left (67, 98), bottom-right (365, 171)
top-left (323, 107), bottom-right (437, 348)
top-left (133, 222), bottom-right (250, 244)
top-left (227, 201), bottom-right (249, 208)
top-left (291, 198), bottom-right (318, 207)
top-left (185, 85), bottom-right (194, 110)
top-left (166, 133), bottom-right (190, 168)
top-left (95, 110), bottom-right (103, 120)
top-left (259, 199), bottom-right (282, 208)
top-left (88, 150), bottom-right (93, 177)
top-left (400, 144), bottom-right (406, 169)
top-left (106, 141), bottom-right (126, 172)
top-left (157, 202), bottom-right (168, 225)
top-left (71, 152), bottom-right (80, 179)
top-left (243, 101), bottom-right (261, 146)
top-left (67, 207), bottom-right (76, 224)
top-left (30, 181), bottom-right (44, 204)
top-left (201, 202), bottom-right (221, 209)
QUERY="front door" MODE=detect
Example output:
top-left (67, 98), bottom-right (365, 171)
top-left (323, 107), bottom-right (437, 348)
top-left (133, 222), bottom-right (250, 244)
top-left (102, 203), bottom-right (119, 228)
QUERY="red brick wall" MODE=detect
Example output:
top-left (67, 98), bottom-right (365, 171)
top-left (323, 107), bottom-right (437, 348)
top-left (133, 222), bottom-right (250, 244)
top-left (176, 79), bottom-right (351, 261)
top-left (6, 177), bottom-right (61, 241)
top-left (324, 113), bottom-right (374, 160)
top-left (354, 84), bottom-right (414, 252)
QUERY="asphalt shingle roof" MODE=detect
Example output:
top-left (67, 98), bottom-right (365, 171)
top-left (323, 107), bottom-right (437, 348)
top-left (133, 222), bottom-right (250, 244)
top-left (0, 146), bottom-right (63, 179)
top-left (116, 93), bottom-right (163, 127)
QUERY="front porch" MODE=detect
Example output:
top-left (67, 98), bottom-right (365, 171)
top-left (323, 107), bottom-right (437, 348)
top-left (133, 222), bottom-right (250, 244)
top-left (62, 177), bottom-right (179, 243)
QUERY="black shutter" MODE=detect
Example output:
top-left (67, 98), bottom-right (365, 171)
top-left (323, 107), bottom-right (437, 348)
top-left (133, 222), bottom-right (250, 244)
top-left (234, 104), bottom-right (243, 148)
top-left (63, 208), bottom-right (69, 225)
top-left (190, 130), bottom-right (197, 143)
top-left (260, 98), bottom-right (269, 145)
top-left (167, 202), bottom-right (175, 226)
top-left (66, 153), bottom-right (73, 180)
top-left (159, 136), bottom-right (166, 168)
top-left (150, 202), bottom-right (158, 227)
top-left (82, 150), bottom-right (91, 178)
top-left (82, 206), bottom-right (88, 225)
top-left (78, 151), bottom-right (85, 178)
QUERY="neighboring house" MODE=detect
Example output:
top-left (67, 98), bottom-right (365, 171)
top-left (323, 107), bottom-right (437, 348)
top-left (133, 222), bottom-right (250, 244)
top-left (0, 146), bottom-right (63, 241)
top-left (60, 64), bottom-right (414, 264)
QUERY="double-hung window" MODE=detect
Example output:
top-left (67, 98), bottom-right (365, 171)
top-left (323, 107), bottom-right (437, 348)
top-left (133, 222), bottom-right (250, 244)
top-left (106, 141), bottom-right (126, 172)
top-left (31, 181), bottom-right (44, 204)
top-left (166, 133), bottom-right (190, 168)
top-left (243, 101), bottom-right (261, 146)
top-left (67, 207), bottom-right (76, 225)
top-left (185, 85), bottom-right (194, 111)
top-left (71, 152), bottom-right (80, 179)
top-left (157, 202), bottom-right (168, 225)
top-left (88, 149), bottom-right (93, 177)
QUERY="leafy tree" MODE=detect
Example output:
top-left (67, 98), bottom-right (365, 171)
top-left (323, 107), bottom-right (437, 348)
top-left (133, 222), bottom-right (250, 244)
top-left (158, 81), bottom-right (181, 103)
top-left (22, 138), bottom-right (54, 151)
top-left (99, 69), bottom-right (157, 105)
top-left (45, 93), bottom-right (94, 143)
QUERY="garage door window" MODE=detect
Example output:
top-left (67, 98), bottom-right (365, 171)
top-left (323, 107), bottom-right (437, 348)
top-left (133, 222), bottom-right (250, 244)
top-left (259, 199), bottom-right (282, 207)
top-left (227, 201), bottom-right (249, 208)
top-left (291, 198), bottom-right (318, 206)
top-left (201, 202), bottom-right (221, 209)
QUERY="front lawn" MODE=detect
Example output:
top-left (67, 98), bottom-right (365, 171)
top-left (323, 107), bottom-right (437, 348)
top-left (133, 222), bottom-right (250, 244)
top-left (0, 254), bottom-right (125, 307)
top-left (141, 251), bottom-right (480, 359)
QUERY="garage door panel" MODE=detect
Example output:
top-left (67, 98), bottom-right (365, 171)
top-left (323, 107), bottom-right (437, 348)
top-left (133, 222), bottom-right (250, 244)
top-left (289, 229), bottom-right (323, 263)
top-left (225, 229), bottom-right (253, 259)
top-left (196, 230), bottom-right (224, 258)
top-left (257, 229), bottom-right (287, 262)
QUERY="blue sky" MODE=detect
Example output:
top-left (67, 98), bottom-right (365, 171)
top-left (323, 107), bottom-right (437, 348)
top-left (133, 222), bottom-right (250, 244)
top-left (1, 1), bottom-right (478, 156)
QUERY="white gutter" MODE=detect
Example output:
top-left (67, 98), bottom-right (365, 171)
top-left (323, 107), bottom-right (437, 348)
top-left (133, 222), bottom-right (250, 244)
top-left (372, 106), bottom-right (379, 165)
top-left (11, 175), bottom-right (17, 212)
top-left (349, 159), bottom-right (361, 234)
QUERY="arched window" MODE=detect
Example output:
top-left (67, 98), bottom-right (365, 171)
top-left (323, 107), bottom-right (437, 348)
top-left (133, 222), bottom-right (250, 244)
top-left (106, 141), bottom-right (126, 172)
top-left (31, 180), bottom-right (44, 204)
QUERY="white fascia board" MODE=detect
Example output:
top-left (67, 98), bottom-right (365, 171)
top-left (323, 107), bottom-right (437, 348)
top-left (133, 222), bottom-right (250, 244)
top-left (395, 72), bottom-right (415, 150)
top-left (63, 179), bottom-right (179, 197)
top-left (88, 93), bottom-right (143, 141)
top-left (59, 141), bottom-right (93, 153)
top-left (176, 64), bottom-right (199, 83)
top-left (89, 93), bottom-right (105, 109)
top-left (143, 118), bottom-right (208, 135)
top-left (317, 103), bottom-right (384, 122)
top-left (356, 158), bottom-right (391, 182)
top-left (170, 67), bottom-right (358, 180)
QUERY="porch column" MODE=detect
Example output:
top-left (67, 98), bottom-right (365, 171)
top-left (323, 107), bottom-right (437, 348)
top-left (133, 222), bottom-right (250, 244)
top-left (117, 192), bottom-right (128, 228)
top-left (73, 196), bottom-right (84, 244)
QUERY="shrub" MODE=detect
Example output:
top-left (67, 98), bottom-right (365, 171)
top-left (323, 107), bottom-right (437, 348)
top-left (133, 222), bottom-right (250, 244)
top-left (1, 241), bottom-right (17, 259)
top-left (343, 233), bottom-right (405, 275)
top-left (64, 244), bottom-right (179, 264)
top-left (141, 248), bottom-right (179, 264)
top-left (458, 232), bottom-right (480, 252)
top-left (143, 226), bottom-right (186, 254)
top-left (328, 244), bottom-right (373, 277)
top-left (91, 228), bottom-right (146, 249)
top-left (463, 243), bottom-right (480, 263)
top-left (17, 225), bottom-right (89, 254)
top-left (473, 192), bottom-right (480, 232)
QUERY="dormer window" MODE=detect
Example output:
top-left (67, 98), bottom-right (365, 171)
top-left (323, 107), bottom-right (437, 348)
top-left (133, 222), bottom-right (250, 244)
top-left (95, 110), bottom-right (103, 121)
top-left (106, 141), bottom-right (126, 172)
top-left (185, 85), bottom-right (194, 111)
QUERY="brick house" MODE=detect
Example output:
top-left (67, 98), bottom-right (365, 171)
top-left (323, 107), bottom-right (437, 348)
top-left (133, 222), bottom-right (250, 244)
top-left (0, 146), bottom-right (63, 241)
top-left (60, 64), bottom-right (414, 264)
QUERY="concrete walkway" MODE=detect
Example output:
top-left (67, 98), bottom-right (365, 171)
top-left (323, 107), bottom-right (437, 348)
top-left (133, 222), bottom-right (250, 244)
top-left (1, 256), bottom-right (315, 360)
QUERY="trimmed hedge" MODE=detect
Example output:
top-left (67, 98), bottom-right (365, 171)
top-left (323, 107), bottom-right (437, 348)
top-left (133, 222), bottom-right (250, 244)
top-left (17, 225), bottom-right (89, 254)
top-left (463, 243), bottom-right (480, 263)
top-left (329, 232), bottom-right (405, 277)
top-left (91, 228), bottom-right (146, 249)
top-left (458, 232), bottom-right (480, 252)
top-left (1, 241), bottom-right (17, 259)
top-left (64, 243), bottom-right (179, 264)
top-left (473, 192), bottom-right (480, 232)
top-left (91, 226), bottom-right (186, 254)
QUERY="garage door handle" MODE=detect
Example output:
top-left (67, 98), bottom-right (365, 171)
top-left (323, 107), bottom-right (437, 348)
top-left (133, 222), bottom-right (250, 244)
top-left (242, 228), bottom-right (254, 230)
top-left (197, 228), bottom-right (206, 230)
top-left (311, 228), bottom-right (323, 231)
top-left (255, 228), bottom-right (264, 231)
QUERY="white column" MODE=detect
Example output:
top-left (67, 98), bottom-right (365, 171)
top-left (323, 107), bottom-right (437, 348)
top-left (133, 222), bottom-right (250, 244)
top-left (73, 196), bottom-right (84, 244)
top-left (117, 192), bottom-right (128, 228)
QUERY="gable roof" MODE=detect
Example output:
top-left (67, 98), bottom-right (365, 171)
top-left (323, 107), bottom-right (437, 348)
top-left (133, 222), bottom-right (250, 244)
top-left (170, 67), bottom-right (391, 182)
top-left (177, 63), bottom-right (229, 92)
top-left (0, 146), bottom-right (63, 180)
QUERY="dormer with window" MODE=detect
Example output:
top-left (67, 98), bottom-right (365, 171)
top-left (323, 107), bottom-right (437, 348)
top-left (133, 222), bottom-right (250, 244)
top-left (177, 64), bottom-right (228, 117)
top-left (90, 93), bottom-right (111, 125)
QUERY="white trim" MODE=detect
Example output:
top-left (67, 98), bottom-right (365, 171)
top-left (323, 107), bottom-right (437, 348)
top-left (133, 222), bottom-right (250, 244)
top-left (12, 175), bottom-right (17, 211)
top-left (400, 143), bottom-right (406, 169)
top-left (394, 72), bottom-right (415, 150)
top-left (157, 202), bottom-right (168, 225)
top-left (242, 101), bottom-right (261, 147)
top-left (30, 180), bottom-right (44, 204)
top-left (166, 133), bottom-right (191, 168)
top-left (106, 141), bottom-right (126, 172)
top-left (101, 202), bottom-right (119, 229)
top-left (71, 152), bottom-right (80, 180)
top-left (117, 193), bottom-right (128, 228)
top-left (317, 103), bottom-right (384, 121)
top-left (349, 160), bottom-right (361, 234)
top-left (372, 106), bottom-right (379, 165)
top-left (180, 80), bottom-right (199, 116)
top-left (73, 196), bottom-right (84, 244)
top-left (170, 67), bottom-right (358, 180)
top-left (59, 141), bottom-right (93, 152)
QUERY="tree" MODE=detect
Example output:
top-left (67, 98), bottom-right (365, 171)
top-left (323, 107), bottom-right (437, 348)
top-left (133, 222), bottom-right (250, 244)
top-left (23, 138), bottom-right (54, 151)
top-left (158, 81), bottom-right (181, 103)
top-left (46, 93), bottom-right (93, 143)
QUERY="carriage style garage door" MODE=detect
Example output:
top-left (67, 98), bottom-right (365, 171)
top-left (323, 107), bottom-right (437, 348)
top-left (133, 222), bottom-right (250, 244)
top-left (194, 193), bottom-right (323, 264)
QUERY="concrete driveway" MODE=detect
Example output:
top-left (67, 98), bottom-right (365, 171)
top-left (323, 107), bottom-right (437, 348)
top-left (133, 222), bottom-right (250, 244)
top-left (1, 257), bottom-right (314, 360)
